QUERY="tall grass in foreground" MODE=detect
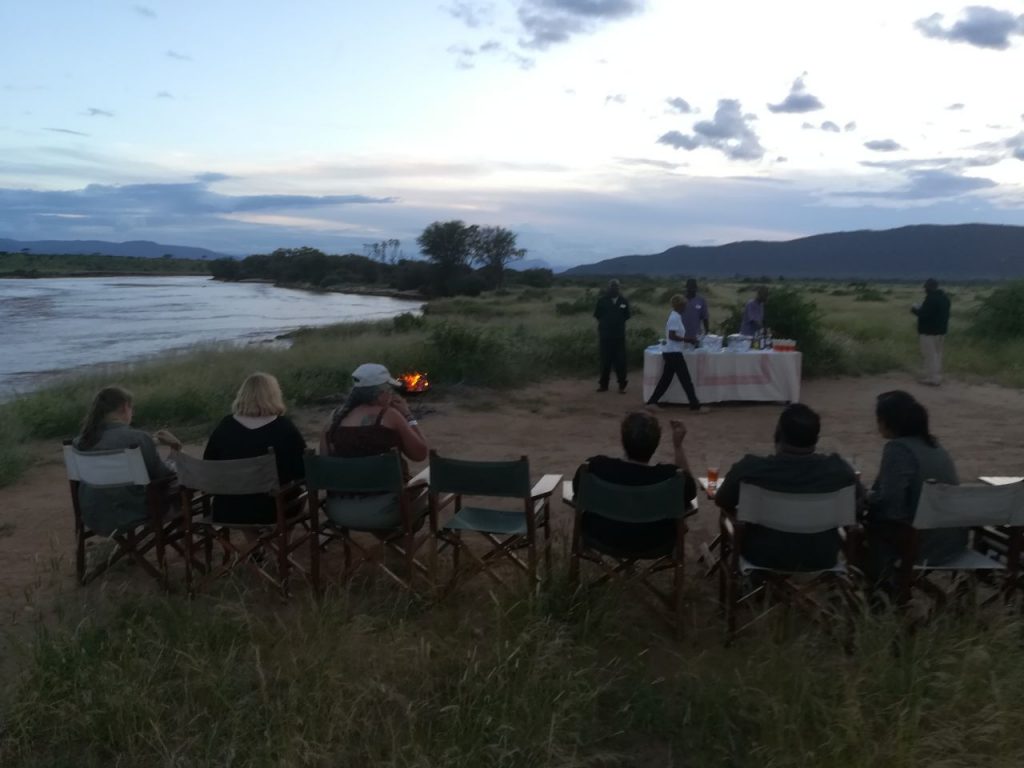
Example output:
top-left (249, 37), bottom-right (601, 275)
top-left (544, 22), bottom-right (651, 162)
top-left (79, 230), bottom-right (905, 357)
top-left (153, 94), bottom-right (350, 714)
top-left (3, 581), bottom-right (1024, 767)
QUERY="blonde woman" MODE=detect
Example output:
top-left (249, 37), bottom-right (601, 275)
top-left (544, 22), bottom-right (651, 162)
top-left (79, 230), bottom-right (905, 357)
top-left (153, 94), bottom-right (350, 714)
top-left (203, 372), bottom-right (307, 524)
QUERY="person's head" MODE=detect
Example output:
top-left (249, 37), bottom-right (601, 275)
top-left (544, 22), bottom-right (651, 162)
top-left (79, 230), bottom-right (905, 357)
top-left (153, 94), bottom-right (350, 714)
top-left (756, 286), bottom-right (769, 303)
top-left (924, 278), bottom-right (938, 293)
top-left (670, 293), bottom-right (687, 312)
top-left (330, 363), bottom-right (401, 429)
top-left (607, 278), bottom-right (621, 298)
top-left (620, 411), bottom-right (662, 463)
top-left (773, 403), bottom-right (821, 453)
top-left (685, 278), bottom-right (698, 298)
top-left (232, 372), bottom-right (286, 418)
top-left (79, 385), bottom-right (134, 449)
top-left (875, 390), bottom-right (936, 447)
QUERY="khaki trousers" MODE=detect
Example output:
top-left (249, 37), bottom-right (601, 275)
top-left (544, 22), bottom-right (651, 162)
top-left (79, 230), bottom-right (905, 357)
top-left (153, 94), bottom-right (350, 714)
top-left (919, 334), bottom-right (945, 384)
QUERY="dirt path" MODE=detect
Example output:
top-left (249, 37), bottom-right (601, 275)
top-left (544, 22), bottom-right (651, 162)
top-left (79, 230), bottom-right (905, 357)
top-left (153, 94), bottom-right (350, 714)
top-left (3, 373), bottom-right (1023, 622)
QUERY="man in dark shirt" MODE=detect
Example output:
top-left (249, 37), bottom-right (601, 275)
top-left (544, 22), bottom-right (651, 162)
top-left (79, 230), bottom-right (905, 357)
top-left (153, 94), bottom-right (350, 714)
top-left (911, 278), bottom-right (951, 386)
top-left (680, 278), bottom-right (710, 344)
top-left (715, 404), bottom-right (859, 570)
top-left (573, 411), bottom-right (697, 557)
top-left (593, 279), bottom-right (631, 393)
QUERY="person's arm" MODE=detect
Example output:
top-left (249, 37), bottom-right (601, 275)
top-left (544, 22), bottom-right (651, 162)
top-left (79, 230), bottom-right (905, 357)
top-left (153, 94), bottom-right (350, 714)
top-left (276, 417), bottom-right (308, 481)
top-left (136, 430), bottom-right (172, 479)
top-left (667, 314), bottom-right (686, 342)
top-left (202, 421), bottom-right (224, 460)
top-left (382, 400), bottom-right (429, 463)
top-left (866, 442), bottom-right (917, 523)
top-left (621, 297), bottom-right (631, 322)
top-left (593, 297), bottom-right (604, 321)
top-left (701, 301), bottom-right (710, 335)
top-left (714, 458), bottom-right (748, 511)
top-left (668, 420), bottom-right (691, 475)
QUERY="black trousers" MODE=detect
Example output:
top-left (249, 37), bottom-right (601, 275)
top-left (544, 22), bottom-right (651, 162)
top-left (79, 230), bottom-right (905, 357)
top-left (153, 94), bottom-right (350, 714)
top-left (598, 335), bottom-right (627, 389)
top-left (647, 352), bottom-right (701, 409)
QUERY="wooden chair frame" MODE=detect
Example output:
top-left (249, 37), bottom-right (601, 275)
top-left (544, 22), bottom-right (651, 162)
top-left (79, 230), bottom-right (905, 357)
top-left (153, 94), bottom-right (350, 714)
top-left (175, 450), bottom-right (310, 597)
top-left (565, 466), bottom-right (696, 638)
top-left (64, 440), bottom-right (183, 589)
top-left (305, 450), bottom-right (433, 594)
top-left (428, 450), bottom-right (561, 596)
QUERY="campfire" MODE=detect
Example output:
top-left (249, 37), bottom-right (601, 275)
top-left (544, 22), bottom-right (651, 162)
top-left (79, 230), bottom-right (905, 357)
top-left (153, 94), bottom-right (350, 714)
top-left (399, 371), bottom-right (431, 394)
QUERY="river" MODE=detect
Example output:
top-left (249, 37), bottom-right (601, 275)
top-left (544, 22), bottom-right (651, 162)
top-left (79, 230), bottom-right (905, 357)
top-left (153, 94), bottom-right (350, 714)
top-left (0, 276), bottom-right (421, 396)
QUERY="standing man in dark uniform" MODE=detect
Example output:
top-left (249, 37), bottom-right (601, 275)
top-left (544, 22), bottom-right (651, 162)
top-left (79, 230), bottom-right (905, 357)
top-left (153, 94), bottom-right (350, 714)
top-left (911, 277), bottom-right (951, 386)
top-left (594, 279), bottom-right (630, 393)
top-left (681, 278), bottom-right (710, 344)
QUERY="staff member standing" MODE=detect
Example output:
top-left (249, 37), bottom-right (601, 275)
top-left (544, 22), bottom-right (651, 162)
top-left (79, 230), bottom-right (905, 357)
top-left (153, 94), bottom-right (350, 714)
top-left (912, 278), bottom-right (951, 386)
top-left (681, 278), bottom-right (710, 344)
top-left (593, 279), bottom-right (631, 393)
top-left (646, 295), bottom-right (709, 413)
top-left (740, 286), bottom-right (768, 337)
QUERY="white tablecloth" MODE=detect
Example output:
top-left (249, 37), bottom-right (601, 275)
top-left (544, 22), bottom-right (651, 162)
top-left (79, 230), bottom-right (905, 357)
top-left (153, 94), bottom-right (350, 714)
top-left (642, 345), bottom-right (801, 404)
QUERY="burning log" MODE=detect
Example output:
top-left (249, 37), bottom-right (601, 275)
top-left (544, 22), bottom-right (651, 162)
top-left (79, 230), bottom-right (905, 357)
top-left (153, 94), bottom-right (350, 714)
top-left (399, 371), bottom-right (431, 394)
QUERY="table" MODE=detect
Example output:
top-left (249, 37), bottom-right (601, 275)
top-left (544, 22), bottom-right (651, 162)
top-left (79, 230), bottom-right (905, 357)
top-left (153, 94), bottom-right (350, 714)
top-left (642, 345), bottom-right (801, 405)
top-left (979, 477), bottom-right (1024, 486)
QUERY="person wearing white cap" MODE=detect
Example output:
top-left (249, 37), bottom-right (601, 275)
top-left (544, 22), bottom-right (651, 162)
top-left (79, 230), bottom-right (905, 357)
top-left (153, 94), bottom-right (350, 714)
top-left (321, 363), bottom-right (428, 471)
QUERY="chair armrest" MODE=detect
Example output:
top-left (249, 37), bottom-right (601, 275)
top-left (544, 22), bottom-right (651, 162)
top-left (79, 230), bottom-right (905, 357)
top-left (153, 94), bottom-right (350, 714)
top-left (562, 480), bottom-right (575, 508)
top-left (721, 512), bottom-right (737, 538)
top-left (531, 474), bottom-right (562, 501)
top-left (407, 466), bottom-right (430, 490)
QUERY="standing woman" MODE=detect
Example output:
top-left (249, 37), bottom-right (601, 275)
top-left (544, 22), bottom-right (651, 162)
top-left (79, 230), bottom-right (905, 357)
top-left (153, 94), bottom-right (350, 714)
top-left (646, 295), bottom-right (709, 413)
top-left (203, 372), bottom-right (307, 525)
top-left (864, 390), bottom-right (964, 588)
top-left (75, 385), bottom-right (182, 534)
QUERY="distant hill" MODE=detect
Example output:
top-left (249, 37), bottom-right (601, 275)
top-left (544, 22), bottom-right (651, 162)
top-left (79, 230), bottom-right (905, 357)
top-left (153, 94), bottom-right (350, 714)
top-left (563, 224), bottom-right (1024, 280)
top-left (0, 238), bottom-right (235, 260)
top-left (508, 258), bottom-right (553, 272)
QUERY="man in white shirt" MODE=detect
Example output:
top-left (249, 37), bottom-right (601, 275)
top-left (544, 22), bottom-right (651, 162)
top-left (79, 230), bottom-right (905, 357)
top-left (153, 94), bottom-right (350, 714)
top-left (646, 295), bottom-right (709, 412)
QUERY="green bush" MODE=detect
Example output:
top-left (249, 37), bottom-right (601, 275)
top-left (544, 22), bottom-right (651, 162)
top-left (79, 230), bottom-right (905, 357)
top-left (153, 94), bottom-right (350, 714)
top-left (392, 312), bottom-right (426, 333)
top-left (765, 287), bottom-right (848, 376)
top-left (970, 281), bottom-right (1024, 339)
top-left (554, 289), bottom-right (596, 316)
top-left (854, 288), bottom-right (887, 302)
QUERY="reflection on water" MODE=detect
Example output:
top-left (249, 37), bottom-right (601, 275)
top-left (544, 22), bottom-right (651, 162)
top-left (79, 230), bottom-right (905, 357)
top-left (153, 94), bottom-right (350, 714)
top-left (0, 276), bottom-right (421, 395)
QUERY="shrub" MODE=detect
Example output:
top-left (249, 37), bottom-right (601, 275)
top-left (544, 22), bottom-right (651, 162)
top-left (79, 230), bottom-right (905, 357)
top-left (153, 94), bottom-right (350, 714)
top-left (970, 281), bottom-right (1024, 339)
top-left (765, 287), bottom-right (848, 376)
top-left (392, 312), bottom-right (426, 333)
top-left (853, 287), bottom-right (887, 302)
top-left (554, 289), bottom-right (596, 316)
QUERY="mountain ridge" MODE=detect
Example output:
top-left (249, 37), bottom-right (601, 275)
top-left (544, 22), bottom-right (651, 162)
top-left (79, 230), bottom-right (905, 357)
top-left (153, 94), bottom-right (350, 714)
top-left (0, 238), bottom-right (235, 260)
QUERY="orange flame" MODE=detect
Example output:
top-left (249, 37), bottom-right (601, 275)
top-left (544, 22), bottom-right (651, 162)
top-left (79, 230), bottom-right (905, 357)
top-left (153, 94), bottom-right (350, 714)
top-left (400, 371), bottom-right (431, 393)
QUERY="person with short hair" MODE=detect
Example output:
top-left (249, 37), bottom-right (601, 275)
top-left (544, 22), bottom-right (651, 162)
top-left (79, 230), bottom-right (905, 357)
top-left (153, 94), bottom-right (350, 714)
top-left (681, 278), bottom-right (710, 344)
top-left (715, 403), bottom-right (860, 570)
top-left (864, 390), bottom-right (962, 587)
top-left (911, 278), bottom-right (951, 386)
top-left (593, 279), bottom-right (631, 393)
top-left (646, 294), bottom-right (707, 412)
top-left (740, 286), bottom-right (768, 337)
top-left (203, 372), bottom-right (307, 525)
top-left (572, 411), bottom-right (697, 557)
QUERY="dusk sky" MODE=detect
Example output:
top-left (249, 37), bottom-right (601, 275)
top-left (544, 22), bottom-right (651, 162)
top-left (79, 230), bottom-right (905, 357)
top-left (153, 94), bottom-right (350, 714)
top-left (2, 1), bottom-right (1024, 267)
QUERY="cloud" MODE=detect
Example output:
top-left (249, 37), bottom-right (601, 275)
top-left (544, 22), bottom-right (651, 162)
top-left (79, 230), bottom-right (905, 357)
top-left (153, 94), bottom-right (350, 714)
top-left (838, 169), bottom-right (997, 200)
top-left (605, 93), bottom-right (626, 105)
top-left (821, 121), bottom-right (841, 133)
top-left (915, 6), bottom-right (1024, 50)
top-left (447, 39), bottom-right (535, 70)
top-left (166, 50), bottom-right (192, 61)
top-left (517, 0), bottom-right (646, 50)
top-left (657, 99), bottom-right (764, 161)
top-left (195, 172), bottom-right (232, 183)
top-left (844, 121), bottom-right (857, 132)
top-left (445, 1), bottom-right (495, 28)
top-left (133, 5), bottom-right (156, 18)
top-left (615, 157), bottom-right (683, 170)
top-left (947, 102), bottom-right (965, 110)
top-left (665, 97), bottom-right (692, 114)
top-left (767, 75), bottom-right (824, 114)
top-left (1006, 132), bottom-right (1024, 160)
top-left (85, 107), bottom-right (114, 118)
top-left (156, 91), bottom-right (174, 99)
top-left (45, 127), bottom-right (90, 137)
top-left (864, 139), bottom-right (903, 152)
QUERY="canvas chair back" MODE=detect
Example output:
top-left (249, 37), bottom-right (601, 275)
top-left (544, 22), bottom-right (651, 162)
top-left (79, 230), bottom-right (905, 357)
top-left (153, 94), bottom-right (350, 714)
top-left (63, 444), bottom-right (150, 487)
top-left (174, 451), bottom-right (279, 496)
top-left (429, 453), bottom-right (531, 498)
top-left (578, 467), bottom-right (688, 523)
top-left (914, 481), bottom-right (1024, 529)
top-left (737, 483), bottom-right (856, 533)
top-left (304, 451), bottom-right (404, 494)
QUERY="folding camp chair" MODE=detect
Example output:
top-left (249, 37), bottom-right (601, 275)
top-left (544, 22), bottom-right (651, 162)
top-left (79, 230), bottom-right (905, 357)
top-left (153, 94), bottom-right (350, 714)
top-left (63, 440), bottom-right (180, 589)
top-left (304, 450), bottom-right (433, 594)
top-left (893, 481), bottom-right (1024, 609)
top-left (565, 466), bottom-right (696, 637)
top-left (720, 483), bottom-right (860, 642)
top-left (429, 450), bottom-right (561, 594)
top-left (175, 450), bottom-right (310, 596)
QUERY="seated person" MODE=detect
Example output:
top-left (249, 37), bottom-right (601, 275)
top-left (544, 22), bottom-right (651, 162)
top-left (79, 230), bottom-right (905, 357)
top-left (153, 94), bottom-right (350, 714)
top-left (864, 390), bottom-right (963, 585)
top-left (572, 411), bottom-right (697, 558)
top-left (318, 363), bottom-right (429, 528)
top-left (203, 372), bottom-right (306, 525)
top-left (74, 385), bottom-right (182, 535)
top-left (715, 404), bottom-right (859, 570)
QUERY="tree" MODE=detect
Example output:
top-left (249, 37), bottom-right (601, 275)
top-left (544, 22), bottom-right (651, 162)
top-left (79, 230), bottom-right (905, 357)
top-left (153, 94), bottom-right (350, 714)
top-left (417, 220), bottom-right (478, 294)
top-left (470, 226), bottom-right (525, 289)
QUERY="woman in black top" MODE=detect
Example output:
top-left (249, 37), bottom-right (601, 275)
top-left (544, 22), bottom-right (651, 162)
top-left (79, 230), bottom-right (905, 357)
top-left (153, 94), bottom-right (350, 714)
top-left (204, 372), bottom-right (306, 525)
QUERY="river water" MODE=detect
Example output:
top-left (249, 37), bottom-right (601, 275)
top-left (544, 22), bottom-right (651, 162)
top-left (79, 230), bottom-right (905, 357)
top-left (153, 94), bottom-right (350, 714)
top-left (0, 276), bottom-right (421, 396)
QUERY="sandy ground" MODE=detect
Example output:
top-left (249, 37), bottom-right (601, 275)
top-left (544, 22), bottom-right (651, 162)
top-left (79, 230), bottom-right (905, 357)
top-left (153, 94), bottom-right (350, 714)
top-left (3, 373), bottom-right (1023, 623)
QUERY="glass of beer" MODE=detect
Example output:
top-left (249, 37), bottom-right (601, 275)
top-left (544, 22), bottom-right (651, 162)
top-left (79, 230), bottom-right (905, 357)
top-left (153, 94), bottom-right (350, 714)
top-left (705, 455), bottom-right (720, 495)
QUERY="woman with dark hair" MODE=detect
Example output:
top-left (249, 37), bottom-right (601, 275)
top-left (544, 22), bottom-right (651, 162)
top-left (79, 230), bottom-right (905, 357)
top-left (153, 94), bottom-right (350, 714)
top-left (75, 385), bottom-right (181, 535)
top-left (865, 389), bottom-right (964, 587)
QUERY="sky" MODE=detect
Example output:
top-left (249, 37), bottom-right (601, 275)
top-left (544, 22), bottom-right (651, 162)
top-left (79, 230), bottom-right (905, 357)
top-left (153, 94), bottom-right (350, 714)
top-left (2, 0), bottom-right (1024, 267)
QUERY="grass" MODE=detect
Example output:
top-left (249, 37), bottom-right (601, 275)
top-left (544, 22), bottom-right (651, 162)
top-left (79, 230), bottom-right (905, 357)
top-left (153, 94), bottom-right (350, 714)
top-left (4, 575), bottom-right (1024, 767)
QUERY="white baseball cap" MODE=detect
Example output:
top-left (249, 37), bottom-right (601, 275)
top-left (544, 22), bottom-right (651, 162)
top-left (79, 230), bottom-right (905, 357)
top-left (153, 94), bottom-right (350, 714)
top-left (352, 363), bottom-right (401, 388)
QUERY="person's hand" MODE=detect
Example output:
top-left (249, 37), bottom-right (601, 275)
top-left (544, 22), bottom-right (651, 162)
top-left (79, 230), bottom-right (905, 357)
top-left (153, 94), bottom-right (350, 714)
top-left (669, 419), bottom-right (687, 445)
top-left (390, 392), bottom-right (413, 419)
top-left (154, 429), bottom-right (183, 451)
